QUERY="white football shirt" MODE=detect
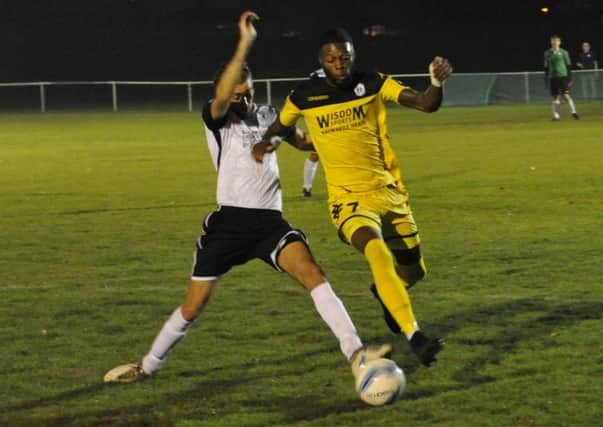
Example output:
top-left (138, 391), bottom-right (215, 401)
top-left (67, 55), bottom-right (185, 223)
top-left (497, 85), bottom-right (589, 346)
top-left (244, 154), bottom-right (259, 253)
top-left (202, 102), bottom-right (282, 211)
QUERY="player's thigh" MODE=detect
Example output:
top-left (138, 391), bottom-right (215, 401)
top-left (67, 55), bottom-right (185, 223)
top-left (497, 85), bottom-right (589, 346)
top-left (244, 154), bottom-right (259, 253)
top-left (253, 216), bottom-right (316, 277)
top-left (328, 192), bottom-right (385, 246)
top-left (277, 241), bottom-right (325, 291)
top-left (191, 208), bottom-right (254, 281)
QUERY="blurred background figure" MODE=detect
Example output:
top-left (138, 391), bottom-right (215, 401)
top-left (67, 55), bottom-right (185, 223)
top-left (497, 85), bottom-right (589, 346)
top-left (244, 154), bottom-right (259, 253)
top-left (576, 41), bottom-right (598, 101)
top-left (302, 152), bottom-right (319, 197)
top-left (544, 35), bottom-right (578, 121)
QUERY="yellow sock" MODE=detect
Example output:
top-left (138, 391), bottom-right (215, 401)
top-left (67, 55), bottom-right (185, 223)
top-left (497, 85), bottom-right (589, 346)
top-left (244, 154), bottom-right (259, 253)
top-left (365, 239), bottom-right (418, 337)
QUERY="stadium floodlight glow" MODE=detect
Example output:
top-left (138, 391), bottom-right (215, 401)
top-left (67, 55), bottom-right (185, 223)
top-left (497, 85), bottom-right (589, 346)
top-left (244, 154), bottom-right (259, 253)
top-left (540, 7), bottom-right (550, 13)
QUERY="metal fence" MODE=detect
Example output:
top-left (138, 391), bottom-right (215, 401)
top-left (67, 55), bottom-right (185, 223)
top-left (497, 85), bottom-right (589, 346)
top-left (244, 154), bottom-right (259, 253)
top-left (0, 70), bottom-right (601, 112)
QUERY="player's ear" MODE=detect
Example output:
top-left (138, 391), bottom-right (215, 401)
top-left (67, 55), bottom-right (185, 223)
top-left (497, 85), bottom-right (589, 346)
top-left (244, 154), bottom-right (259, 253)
top-left (317, 45), bottom-right (326, 66)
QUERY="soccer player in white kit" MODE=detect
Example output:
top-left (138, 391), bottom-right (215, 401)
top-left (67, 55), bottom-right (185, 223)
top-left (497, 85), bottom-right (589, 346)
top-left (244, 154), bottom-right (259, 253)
top-left (104, 11), bottom-right (390, 387)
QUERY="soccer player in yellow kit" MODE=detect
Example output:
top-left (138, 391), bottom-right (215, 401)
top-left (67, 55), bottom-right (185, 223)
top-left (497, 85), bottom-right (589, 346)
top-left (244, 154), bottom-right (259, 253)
top-left (254, 28), bottom-right (452, 366)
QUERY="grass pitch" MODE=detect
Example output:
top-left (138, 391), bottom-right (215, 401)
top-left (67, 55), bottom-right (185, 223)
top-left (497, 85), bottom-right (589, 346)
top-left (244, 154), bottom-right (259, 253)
top-left (1, 103), bottom-right (602, 426)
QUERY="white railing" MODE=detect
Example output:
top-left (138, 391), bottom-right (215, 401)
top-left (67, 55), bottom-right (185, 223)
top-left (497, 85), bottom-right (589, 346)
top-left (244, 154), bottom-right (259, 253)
top-left (0, 80), bottom-right (213, 113)
top-left (0, 78), bottom-right (310, 113)
top-left (0, 70), bottom-right (600, 112)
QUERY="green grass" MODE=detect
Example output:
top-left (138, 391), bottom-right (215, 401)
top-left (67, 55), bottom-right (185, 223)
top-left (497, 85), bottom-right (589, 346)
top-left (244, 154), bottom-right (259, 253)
top-left (1, 103), bottom-right (602, 426)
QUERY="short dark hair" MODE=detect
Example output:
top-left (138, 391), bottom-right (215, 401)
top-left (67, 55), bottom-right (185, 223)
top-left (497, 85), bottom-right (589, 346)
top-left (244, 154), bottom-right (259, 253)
top-left (319, 28), bottom-right (354, 48)
top-left (550, 34), bottom-right (561, 40)
top-left (213, 62), bottom-right (252, 86)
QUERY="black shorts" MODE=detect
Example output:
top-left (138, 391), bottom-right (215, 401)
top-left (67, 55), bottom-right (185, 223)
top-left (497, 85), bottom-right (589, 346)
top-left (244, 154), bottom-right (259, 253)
top-left (191, 206), bottom-right (308, 280)
top-left (549, 77), bottom-right (569, 97)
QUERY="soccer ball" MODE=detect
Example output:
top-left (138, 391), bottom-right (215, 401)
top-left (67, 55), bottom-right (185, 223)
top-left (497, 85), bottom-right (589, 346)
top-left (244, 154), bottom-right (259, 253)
top-left (355, 358), bottom-right (406, 406)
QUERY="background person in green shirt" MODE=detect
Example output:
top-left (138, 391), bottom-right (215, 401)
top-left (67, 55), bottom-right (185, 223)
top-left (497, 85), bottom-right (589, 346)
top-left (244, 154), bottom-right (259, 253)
top-left (544, 35), bottom-right (579, 121)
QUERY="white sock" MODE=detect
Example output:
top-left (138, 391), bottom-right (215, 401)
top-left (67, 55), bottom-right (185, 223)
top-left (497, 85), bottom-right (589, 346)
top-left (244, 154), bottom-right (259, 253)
top-left (142, 307), bottom-right (193, 374)
top-left (552, 100), bottom-right (561, 118)
top-left (407, 329), bottom-right (419, 341)
top-left (567, 99), bottom-right (577, 114)
top-left (303, 158), bottom-right (319, 191)
top-left (310, 282), bottom-right (363, 360)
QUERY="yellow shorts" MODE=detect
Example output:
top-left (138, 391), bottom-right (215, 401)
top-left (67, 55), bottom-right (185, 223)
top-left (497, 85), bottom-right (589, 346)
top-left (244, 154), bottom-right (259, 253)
top-left (328, 185), bottom-right (420, 251)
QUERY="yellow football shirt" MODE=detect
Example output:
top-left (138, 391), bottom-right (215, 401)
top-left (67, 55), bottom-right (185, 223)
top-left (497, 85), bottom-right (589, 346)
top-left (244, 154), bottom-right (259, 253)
top-left (280, 72), bottom-right (407, 194)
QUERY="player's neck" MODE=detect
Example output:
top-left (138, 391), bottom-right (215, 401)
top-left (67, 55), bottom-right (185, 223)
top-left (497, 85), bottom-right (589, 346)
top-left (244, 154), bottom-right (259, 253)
top-left (325, 75), bottom-right (354, 89)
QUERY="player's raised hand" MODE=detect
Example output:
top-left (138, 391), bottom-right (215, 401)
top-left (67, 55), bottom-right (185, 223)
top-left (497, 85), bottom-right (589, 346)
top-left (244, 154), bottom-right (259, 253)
top-left (429, 57), bottom-right (452, 87)
top-left (238, 11), bottom-right (259, 46)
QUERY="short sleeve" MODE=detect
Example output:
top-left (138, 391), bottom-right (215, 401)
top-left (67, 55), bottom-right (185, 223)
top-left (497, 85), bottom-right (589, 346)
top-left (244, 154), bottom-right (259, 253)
top-left (279, 95), bottom-right (303, 127)
top-left (380, 76), bottom-right (408, 104)
top-left (202, 100), bottom-right (228, 131)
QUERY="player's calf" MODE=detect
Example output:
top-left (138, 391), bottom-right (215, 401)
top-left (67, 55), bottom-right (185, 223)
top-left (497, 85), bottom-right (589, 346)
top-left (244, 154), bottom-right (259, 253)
top-left (370, 283), bottom-right (402, 334)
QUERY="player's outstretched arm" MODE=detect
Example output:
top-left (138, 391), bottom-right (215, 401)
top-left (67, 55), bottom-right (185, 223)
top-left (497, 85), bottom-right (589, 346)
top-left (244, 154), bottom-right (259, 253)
top-left (398, 56), bottom-right (452, 113)
top-left (252, 119), bottom-right (312, 162)
top-left (210, 11), bottom-right (259, 120)
top-left (285, 129), bottom-right (314, 151)
top-left (252, 118), bottom-right (294, 162)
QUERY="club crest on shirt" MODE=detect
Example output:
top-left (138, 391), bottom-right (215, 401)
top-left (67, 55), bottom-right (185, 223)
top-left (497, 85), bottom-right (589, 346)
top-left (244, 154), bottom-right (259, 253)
top-left (354, 83), bottom-right (366, 97)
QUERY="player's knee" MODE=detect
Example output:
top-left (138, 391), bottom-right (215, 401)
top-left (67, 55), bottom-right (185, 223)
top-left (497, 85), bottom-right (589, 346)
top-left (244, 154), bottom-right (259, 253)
top-left (291, 261), bottom-right (325, 290)
top-left (301, 261), bottom-right (325, 285)
top-left (396, 262), bottom-right (426, 287)
top-left (392, 246), bottom-right (422, 266)
top-left (392, 247), bottom-right (426, 287)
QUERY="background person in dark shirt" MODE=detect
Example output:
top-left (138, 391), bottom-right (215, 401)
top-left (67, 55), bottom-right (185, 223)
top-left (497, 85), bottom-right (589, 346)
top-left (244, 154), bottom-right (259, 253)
top-left (576, 41), bottom-right (598, 100)
top-left (576, 42), bottom-right (598, 70)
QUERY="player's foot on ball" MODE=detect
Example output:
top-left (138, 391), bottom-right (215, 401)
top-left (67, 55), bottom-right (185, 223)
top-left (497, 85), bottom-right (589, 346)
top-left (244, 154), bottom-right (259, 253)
top-left (350, 343), bottom-right (393, 379)
top-left (552, 116), bottom-right (561, 122)
top-left (370, 283), bottom-right (402, 334)
top-left (409, 331), bottom-right (444, 367)
top-left (302, 187), bottom-right (312, 197)
top-left (103, 363), bottom-right (149, 383)
top-left (572, 113), bottom-right (580, 120)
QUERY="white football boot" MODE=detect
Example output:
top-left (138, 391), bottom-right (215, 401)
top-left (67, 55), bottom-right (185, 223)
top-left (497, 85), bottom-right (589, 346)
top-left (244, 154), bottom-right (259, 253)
top-left (103, 363), bottom-right (149, 383)
top-left (350, 343), bottom-right (393, 380)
